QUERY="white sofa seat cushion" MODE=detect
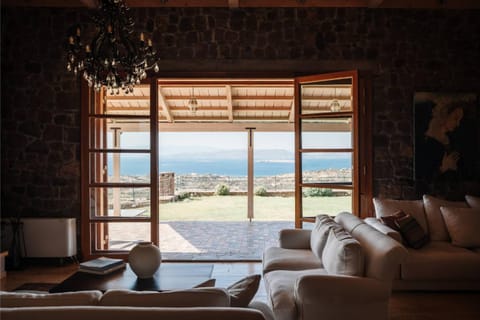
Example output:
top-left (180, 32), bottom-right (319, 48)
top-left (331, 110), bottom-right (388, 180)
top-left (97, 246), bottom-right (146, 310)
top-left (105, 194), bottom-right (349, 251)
top-left (401, 241), bottom-right (480, 280)
top-left (262, 247), bottom-right (322, 274)
top-left (99, 288), bottom-right (230, 307)
top-left (0, 290), bottom-right (102, 307)
top-left (263, 269), bottom-right (327, 320)
top-left (322, 228), bottom-right (364, 277)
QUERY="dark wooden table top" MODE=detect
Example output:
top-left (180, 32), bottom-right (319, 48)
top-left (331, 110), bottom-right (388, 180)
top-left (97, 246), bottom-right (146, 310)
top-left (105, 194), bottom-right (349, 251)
top-left (49, 263), bottom-right (214, 293)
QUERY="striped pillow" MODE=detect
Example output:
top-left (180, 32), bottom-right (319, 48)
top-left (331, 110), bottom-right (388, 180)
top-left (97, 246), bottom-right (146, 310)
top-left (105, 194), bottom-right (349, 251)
top-left (394, 214), bottom-right (429, 249)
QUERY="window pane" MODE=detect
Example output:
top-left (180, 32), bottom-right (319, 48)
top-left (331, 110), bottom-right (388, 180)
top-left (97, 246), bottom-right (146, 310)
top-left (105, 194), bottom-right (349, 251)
top-left (92, 222), bottom-right (150, 251)
top-left (302, 188), bottom-right (352, 216)
top-left (301, 118), bottom-right (352, 149)
top-left (301, 80), bottom-right (352, 115)
top-left (302, 152), bottom-right (352, 184)
top-left (90, 152), bottom-right (150, 183)
top-left (90, 118), bottom-right (150, 149)
top-left (89, 187), bottom-right (151, 217)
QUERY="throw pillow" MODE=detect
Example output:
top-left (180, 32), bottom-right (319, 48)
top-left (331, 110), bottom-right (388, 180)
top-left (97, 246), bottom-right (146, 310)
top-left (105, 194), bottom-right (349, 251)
top-left (394, 214), bottom-right (429, 249)
top-left (373, 198), bottom-right (429, 234)
top-left (310, 214), bottom-right (339, 260)
top-left (465, 195), bottom-right (480, 209)
top-left (379, 210), bottom-right (407, 230)
top-left (423, 195), bottom-right (468, 241)
top-left (322, 228), bottom-right (364, 277)
top-left (440, 207), bottom-right (480, 248)
top-left (227, 274), bottom-right (261, 307)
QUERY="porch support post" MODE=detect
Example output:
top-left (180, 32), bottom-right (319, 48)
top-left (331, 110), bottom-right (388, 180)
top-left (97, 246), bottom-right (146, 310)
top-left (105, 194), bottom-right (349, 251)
top-left (112, 127), bottom-right (121, 216)
top-left (247, 128), bottom-right (255, 222)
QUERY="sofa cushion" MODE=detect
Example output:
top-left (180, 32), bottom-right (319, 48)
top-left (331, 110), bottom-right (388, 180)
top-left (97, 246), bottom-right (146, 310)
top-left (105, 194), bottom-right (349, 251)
top-left (310, 215), bottom-right (339, 260)
top-left (394, 213), bottom-right (429, 249)
top-left (373, 198), bottom-right (428, 234)
top-left (227, 274), bottom-right (261, 307)
top-left (263, 269), bottom-right (328, 320)
top-left (440, 207), bottom-right (480, 248)
top-left (99, 288), bottom-right (230, 307)
top-left (0, 290), bottom-right (102, 307)
top-left (401, 241), bottom-right (480, 280)
top-left (262, 247), bottom-right (322, 274)
top-left (322, 228), bottom-right (364, 277)
top-left (334, 211), bottom-right (364, 233)
top-left (423, 195), bottom-right (468, 241)
top-left (466, 195), bottom-right (480, 209)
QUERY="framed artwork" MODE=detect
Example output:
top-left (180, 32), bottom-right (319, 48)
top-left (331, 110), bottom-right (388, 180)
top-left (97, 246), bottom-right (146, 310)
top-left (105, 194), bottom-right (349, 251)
top-left (414, 92), bottom-right (479, 198)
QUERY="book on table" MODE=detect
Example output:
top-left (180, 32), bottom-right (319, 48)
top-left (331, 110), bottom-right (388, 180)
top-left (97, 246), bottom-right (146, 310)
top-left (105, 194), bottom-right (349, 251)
top-left (79, 257), bottom-right (126, 275)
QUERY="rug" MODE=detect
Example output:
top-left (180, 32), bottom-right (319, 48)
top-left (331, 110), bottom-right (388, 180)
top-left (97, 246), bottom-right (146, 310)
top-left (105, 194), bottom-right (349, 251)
top-left (13, 282), bottom-right (58, 292)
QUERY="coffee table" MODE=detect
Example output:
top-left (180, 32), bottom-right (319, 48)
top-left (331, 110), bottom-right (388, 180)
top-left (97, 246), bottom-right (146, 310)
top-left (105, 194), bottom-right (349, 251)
top-left (49, 263), bottom-right (214, 293)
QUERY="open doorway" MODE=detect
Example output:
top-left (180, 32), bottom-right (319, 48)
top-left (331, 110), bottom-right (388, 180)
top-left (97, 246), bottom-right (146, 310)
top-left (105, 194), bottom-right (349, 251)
top-left (81, 72), bottom-right (361, 261)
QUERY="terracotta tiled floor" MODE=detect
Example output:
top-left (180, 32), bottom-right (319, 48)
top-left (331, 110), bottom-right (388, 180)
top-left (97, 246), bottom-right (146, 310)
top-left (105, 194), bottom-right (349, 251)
top-left (109, 221), bottom-right (296, 260)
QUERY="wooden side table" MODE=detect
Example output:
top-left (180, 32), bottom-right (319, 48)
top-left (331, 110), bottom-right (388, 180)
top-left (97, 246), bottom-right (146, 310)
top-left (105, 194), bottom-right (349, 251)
top-left (0, 251), bottom-right (8, 279)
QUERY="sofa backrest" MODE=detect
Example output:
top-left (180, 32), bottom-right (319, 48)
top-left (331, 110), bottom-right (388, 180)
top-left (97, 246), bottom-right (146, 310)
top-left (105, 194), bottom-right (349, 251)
top-left (0, 306), bottom-right (266, 320)
top-left (0, 290), bottom-right (102, 307)
top-left (99, 288), bottom-right (230, 307)
top-left (335, 212), bottom-right (408, 282)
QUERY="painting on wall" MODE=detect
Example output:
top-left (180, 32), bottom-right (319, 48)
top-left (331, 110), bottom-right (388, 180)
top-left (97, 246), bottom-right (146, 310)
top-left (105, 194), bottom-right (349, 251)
top-left (414, 92), bottom-right (479, 199)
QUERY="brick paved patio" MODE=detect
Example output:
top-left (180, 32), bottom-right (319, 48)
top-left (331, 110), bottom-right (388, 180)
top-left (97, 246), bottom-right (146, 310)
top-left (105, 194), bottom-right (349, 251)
top-left (110, 221), bottom-right (296, 260)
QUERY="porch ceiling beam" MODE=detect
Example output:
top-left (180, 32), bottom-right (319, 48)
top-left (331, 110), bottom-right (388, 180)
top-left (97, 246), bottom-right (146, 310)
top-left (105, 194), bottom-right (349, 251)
top-left (158, 87), bottom-right (174, 123)
top-left (288, 100), bottom-right (295, 123)
top-left (226, 85), bottom-right (234, 122)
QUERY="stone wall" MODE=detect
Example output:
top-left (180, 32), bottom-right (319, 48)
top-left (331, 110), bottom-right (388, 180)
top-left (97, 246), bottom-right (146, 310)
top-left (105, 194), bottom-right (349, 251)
top-left (1, 7), bottom-right (480, 219)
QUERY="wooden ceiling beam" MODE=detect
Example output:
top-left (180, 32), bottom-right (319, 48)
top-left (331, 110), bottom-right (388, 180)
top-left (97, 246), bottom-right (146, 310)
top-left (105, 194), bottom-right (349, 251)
top-left (288, 100), bottom-right (295, 123)
top-left (79, 0), bottom-right (99, 8)
top-left (2, 0), bottom-right (480, 8)
top-left (158, 87), bottom-right (174, 123)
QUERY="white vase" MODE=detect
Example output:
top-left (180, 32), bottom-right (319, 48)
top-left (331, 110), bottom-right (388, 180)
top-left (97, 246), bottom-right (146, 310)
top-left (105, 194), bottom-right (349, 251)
top-left (128, 241), bottom-right (161, 279)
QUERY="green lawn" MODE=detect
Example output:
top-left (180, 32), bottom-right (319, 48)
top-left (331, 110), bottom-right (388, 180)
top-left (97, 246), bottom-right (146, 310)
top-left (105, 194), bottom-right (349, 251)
top-left (158, 195), bottom-right (351, 221)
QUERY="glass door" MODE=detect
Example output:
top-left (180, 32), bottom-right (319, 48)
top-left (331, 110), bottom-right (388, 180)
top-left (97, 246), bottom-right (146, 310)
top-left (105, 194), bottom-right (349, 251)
top-left (81, 80), bottom-right (158, 259)
top-left (295, 71), bottom-right (359, 228)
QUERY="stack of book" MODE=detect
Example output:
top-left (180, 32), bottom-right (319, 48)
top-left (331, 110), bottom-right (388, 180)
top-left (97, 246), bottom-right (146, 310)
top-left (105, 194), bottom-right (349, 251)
top-left (79, 257), bottom-right (126, 275)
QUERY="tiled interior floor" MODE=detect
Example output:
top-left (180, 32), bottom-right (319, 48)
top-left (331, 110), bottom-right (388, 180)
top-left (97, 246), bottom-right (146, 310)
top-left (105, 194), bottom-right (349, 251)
top-left (110, 221), bottom-right (296, 260)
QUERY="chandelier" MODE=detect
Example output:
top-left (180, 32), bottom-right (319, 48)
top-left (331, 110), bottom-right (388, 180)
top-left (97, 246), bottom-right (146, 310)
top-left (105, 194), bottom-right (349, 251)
top-left (66, 0), bottom-right (159, 94)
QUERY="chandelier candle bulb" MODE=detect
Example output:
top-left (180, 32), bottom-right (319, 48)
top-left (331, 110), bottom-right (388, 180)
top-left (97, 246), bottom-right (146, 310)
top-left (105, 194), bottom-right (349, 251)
top-left (140, 32), bottom-right (145, 42)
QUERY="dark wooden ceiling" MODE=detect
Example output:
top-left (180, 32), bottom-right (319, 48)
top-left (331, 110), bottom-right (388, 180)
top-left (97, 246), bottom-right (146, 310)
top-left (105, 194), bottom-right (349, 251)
top-left (2, 0), bottom-right (479, 9)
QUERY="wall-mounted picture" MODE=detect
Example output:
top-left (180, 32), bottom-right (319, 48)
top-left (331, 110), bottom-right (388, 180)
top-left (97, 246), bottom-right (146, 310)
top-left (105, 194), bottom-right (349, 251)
top-left (414, 92), bottom-right (478, 198)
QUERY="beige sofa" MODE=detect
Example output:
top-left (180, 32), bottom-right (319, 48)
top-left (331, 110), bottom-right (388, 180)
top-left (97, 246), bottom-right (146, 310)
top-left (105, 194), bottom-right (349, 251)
top-left (0, 287), bottom-right (272, 320)
top-left (366, 194), bottom-right (480, 291)
top-left (262, 212), bottom-right (408, 320)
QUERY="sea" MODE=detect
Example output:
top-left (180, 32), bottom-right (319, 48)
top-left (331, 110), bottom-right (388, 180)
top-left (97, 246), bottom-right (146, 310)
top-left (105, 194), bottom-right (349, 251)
top-left (109, 158), bottom-right (351, 177)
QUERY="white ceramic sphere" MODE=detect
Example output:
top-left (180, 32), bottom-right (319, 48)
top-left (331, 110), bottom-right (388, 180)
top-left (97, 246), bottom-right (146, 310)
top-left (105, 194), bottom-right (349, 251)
top-left (128, 241), bottom-right (161, 279)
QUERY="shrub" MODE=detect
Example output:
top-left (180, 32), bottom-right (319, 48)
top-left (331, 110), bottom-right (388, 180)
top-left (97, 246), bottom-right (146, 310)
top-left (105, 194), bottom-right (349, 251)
top-left (304, 188), bottom-right (334, 197)
top-left (176, 192), bottom-right (191, 201)
top-left (214, 184), bottom-right (230, 196)
top-left (255, 186), bottom-right (268, 196)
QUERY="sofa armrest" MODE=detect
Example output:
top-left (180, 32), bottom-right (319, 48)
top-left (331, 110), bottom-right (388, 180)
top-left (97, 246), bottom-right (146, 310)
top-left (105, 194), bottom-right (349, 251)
top-left (295, 275), bottom-right (390, 320)
top-left (364, 217), bottom-right (403, 243)
top-left (278, 229), bottom-right (311, 249)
